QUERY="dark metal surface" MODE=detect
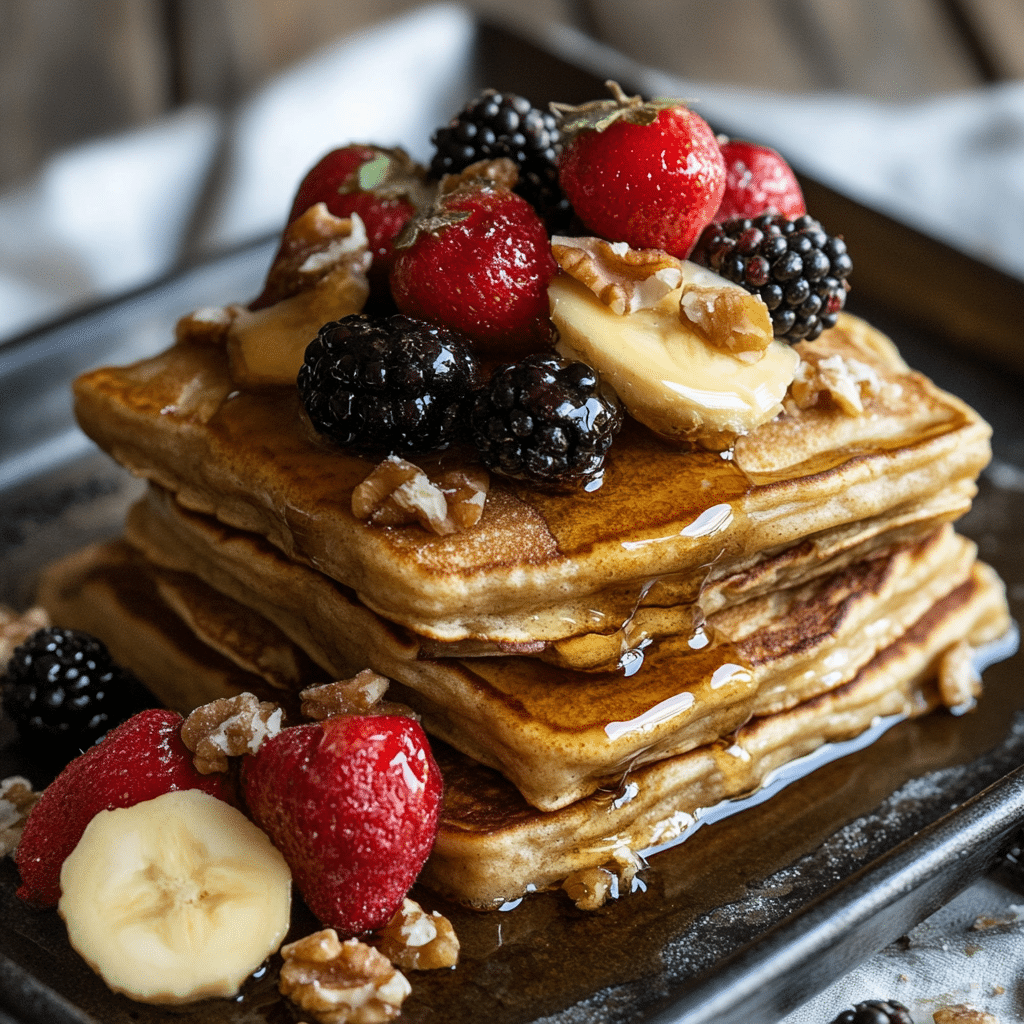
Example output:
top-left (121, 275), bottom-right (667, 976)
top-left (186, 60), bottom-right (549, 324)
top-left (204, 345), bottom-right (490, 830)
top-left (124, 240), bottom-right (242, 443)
top-left (2, 14), bottom-right (1024, 1024)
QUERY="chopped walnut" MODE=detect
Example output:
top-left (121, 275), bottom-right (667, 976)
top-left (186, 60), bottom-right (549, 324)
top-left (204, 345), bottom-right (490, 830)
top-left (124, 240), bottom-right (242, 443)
top-left (933, 1005), bottom-right (998, 1024)
top-left (552, 235), bottom-right (683, 315)
top-left (679, 279), bottom-right (773, 359)
top-left (300, 670), bottom-right (416, 720)
top-left (180, 692), bottom-right (283, 773)
top-left (352, 456), bottom-right (489, 536)
top-left (254, 203), bottom-right (372, 309)
top-left (279, 929), bottom-right (411, 1024)
top-left (788, 350), bottom-right (887, 416)
top-left (563, 867), bottom-right (616, 910)
top-left (938, 640), bottom-right (981, 710)
top-left (439, 156), bottom-right (520, 194)
top-left (174, 305), bottom-right (238, 346)
top-left (0, 776), bottom-right (41, 858)
top-left (0, 605), bottom-right (49, 672)
top-left (376, 898), bottom-right (459, 970)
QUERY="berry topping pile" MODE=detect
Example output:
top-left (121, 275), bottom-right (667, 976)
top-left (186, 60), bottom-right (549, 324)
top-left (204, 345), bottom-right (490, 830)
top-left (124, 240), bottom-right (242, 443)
top-left (246, 83), bottom-right (852, 486)
top-left (298, 313), bottom-right (480, 455)
top-left (1, 627), bottom-right (151, 755)
top-left (468, 353), bottom-right (623, 486)
top-left (691, 214), bottom-right (852, 342)
top-left (430, 89), bottom-right (572, 231)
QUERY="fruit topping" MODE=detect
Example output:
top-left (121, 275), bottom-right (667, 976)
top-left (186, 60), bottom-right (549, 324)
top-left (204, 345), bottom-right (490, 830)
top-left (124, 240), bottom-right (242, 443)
top-left (14, 708), bottom-right (232, 907)
top-left (1, 626), bottom-right (152, 756)
top-left (691, 213), bottom-right (852, 342)
top-left (274, 143), bottom-right (431, 283)
top-left (279, 929), bottom-right (411, 1024)
top-left (714, 138), bottom-right (807, 222)
top-left (553, 81), bottom-right (726, 259)
top-left (430, 88), bottom-right (572, 231)
top-left (828, 999), bottom-right (914, 1024)
top-left (352, 456), bottom-right (490, 535)
top-left (241, 714), bottom-right (443, 935)
top-left (180, 691), bottom-right (283, 774)
top-left (376, 897), bottom-right (460, 970)
top-left (550, 264), bottom-right (799, 449)
top-left (390, 179), bottom-right (558, 358)
top-left (467, 352), bottom-right (623, 487)
top-left (299, 670), bottom-right (413, 720)
top-left (228, 207), bottom-right (371, 387)
top-left (298, 313), bottom-right (480, 456)
top-left (58, 789), bottom-right (291, 1005)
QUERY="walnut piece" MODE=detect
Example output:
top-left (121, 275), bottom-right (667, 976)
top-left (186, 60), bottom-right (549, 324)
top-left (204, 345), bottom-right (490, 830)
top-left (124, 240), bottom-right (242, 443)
top-left (0, 605), bottom-right (49, 672)
top-left (933, 1005), bottom-right (998, 1024)
top-left (562, 867), bottom-right (616, 910)
top-left (679, 279), bottom-right (773, 359)
top-left (180, 692), bottom-right (283, 773)
top-left (788, 350), bottom-right (887, 416)
top-left (174, 305), bottom-right (238, 347)
top-left (376, 898), bottom-right (459, 970)
top-left (279, 929), bottom-right (411, 1024)
top-left (300, 670), bottom-right (416, 720)
top-left (937, 640), bottom-right (981, 711)
top-left (439, 156), bottom-right (520, 195)
top-left (352, 456), bottom-right (489, 536)
top-left (0, 776), bottom-right (41, 858)
top-left (552, 235), bottom-right (683, 315)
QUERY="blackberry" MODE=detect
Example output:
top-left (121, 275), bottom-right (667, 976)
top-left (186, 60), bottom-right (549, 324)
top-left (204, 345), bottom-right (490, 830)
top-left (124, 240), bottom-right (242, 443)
top-left (828, 999), bottom-right (914, 1024)
top-left (691, 213), bottom-right (853, 342)
top-left (1, 627), bottom-right (150, 752)
top-left (430, 89), bottom-right (573, 231)
top-left (298, 313), bottom-right (480, 456)
top-left (468, 353), bottom-right (622, 486)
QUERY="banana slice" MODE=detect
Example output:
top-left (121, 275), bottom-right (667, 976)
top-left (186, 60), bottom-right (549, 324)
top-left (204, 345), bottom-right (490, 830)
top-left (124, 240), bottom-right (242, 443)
top-left (58, 789), bottom-right (291, 1005)
top-left (550, 269), bottom-right (800, 449)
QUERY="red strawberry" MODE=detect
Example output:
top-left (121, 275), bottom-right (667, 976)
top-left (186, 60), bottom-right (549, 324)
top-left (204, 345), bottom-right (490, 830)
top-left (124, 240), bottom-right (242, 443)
top-left (554, 83), bottom-right (726, 259)
top-left (714, 138), bottom-right (807, 222)
top-left (241, 715), bottom-right (442, 935)
top-left (252, 144), bottom-right (430, 308)
top-left (389, 181), bottom-right (557, 359)
top-left (14, 709), bottom-right (232, 907)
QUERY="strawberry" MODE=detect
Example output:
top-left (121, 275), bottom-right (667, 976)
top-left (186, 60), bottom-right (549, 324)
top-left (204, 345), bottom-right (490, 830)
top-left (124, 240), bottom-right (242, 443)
top-left (389, 180), bottom-right (557, 359)
top-left (554, 83), bottom-right (726, 259)
top-left (714, 138), bottom-right (807, 222)
top-left (252, 144), bottom-right (430, 308)
top-left (14, 709), bottom-right (232, 907)
top-left (241, 715), bottom-right (442, 936)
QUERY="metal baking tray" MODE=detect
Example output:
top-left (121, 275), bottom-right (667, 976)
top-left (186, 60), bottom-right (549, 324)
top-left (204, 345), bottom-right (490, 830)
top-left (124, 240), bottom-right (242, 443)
top-left (3, 9), bottom-right (1024, 1024)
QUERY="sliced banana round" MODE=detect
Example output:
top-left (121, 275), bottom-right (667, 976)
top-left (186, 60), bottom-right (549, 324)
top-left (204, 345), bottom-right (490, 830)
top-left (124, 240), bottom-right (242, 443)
top-left (58, 789), bottom-right (291, 1005)
top-left (550, 267), bottom-right (800, 449)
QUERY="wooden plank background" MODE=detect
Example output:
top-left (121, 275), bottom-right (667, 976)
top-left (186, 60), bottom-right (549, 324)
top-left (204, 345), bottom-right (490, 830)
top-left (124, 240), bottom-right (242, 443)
top-left (1, 0), bottom-right (1023, 192)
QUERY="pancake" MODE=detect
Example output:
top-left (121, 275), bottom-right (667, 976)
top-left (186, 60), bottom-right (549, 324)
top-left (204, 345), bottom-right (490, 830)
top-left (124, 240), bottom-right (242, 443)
top-left (31, 534), bottom-right (1010, 908)
top-left (71, 312), bottom-right (991, 647)
top-left (37, 518), bottom-right (1005, 812)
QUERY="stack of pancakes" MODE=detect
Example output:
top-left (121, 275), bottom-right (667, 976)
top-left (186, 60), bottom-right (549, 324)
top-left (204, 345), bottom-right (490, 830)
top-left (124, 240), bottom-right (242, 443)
top-left (37, 311), bottom-right (1009, 908)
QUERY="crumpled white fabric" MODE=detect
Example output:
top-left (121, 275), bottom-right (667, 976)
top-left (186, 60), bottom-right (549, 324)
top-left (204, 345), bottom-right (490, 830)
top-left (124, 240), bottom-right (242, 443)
top-left (1, 3), bottom-right (1023, 1020)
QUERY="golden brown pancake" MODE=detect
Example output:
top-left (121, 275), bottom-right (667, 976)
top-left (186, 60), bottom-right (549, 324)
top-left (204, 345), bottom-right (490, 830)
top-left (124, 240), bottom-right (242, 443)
top-left (32, 534), bottom-right (1010, 908)
top-left (37, 517), bottom-right (1005, 813)
top-left (71, 313), bottom-right (991, 647)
